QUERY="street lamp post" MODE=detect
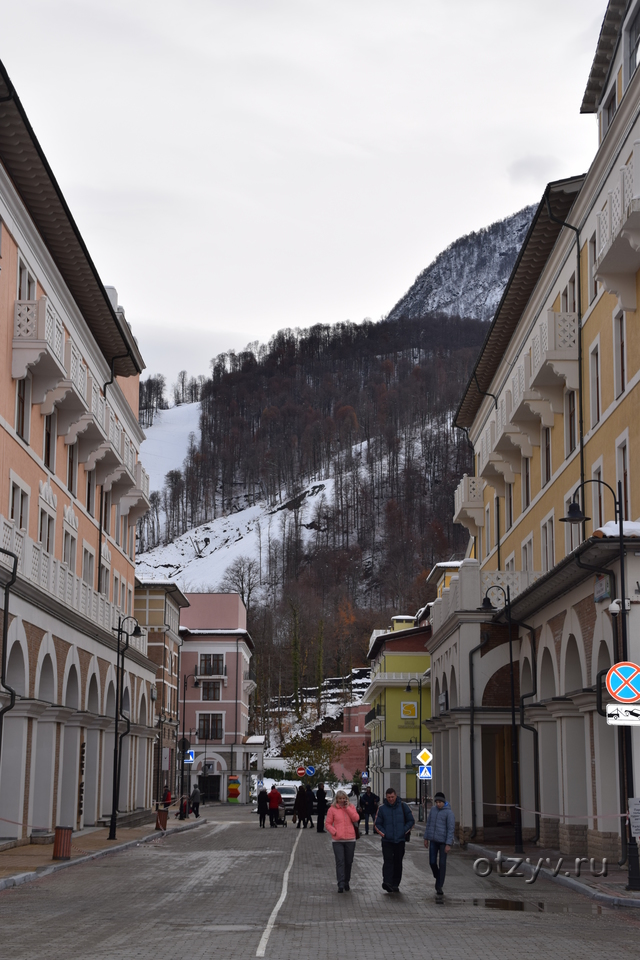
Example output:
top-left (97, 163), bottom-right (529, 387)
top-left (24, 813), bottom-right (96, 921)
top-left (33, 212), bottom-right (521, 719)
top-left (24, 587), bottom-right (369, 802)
top-left (405, 677), bottom-right (424, 822)
top-left (482, 584), bottom-right (523, 854)
top-left (109, 615), bottom-right (143, 841)
top-left (561, 478), bottom-right (640, 890)
top-left (180, 672), bottom-right (199, 819)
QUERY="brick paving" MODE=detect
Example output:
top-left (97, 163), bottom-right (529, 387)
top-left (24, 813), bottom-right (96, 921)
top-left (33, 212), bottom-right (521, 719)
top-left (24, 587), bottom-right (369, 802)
top-left (0, 808), bottom-right (638, 959)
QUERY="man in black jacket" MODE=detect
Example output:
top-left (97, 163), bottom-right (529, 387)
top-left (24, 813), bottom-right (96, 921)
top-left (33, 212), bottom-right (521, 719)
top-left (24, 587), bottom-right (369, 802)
top-left (359, 786), bottom-right (379, 835)
top-left (374, 787), bottom-right (415, 892)
top-left (316, 783), bottom-right (327, 833)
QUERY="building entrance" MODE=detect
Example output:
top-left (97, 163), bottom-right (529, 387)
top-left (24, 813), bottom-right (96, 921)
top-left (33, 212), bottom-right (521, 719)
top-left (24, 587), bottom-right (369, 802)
top-left (200, 774), bottom-right (220, 802)
top-left (481, 725), bottom-right (514, 837)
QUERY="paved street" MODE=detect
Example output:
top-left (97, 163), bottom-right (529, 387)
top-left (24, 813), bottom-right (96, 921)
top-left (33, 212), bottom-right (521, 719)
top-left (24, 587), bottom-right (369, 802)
top-left (1, 807), bottom-right (639, 960)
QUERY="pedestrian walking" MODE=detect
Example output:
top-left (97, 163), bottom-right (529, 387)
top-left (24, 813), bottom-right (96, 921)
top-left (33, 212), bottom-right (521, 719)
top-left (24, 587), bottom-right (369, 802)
top-left (305, 784), bottom-right (315, 828)
top-left (359, 786), bottom-right (379, 835)
top-left (423, 791), bottom-right (455, 897)
top-left (268, 785), bottom-right (282, 827)
top-left (294, 784), bottom-right (307, 828)
top-left (257, 787), bottom-right (269, 828)
top-left (374, 787), bottom-right (415, 893)
top-left (316, 783), bottom-right (327, 833)
top-left (190, 784), bottom-right (201, 818)
top-left (325, 789), bottom-right (360, 893)
top-left (162, 786), bottom-right (171, 810)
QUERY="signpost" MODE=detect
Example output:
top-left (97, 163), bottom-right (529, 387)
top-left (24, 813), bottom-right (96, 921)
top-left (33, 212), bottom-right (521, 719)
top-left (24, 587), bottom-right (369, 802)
top-left (418, 765), bottom-right (432, 780)
top-left (606, 662), bottom-right (640, 703)
top-left (305, 765), bottom-right (315, 777)
top-left (296, 765), bottom-right (306, 778)
top-left (417, 747), bottom-right (433, 767)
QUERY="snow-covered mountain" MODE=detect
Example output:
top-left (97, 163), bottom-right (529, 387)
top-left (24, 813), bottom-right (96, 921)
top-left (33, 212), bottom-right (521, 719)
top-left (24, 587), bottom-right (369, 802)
top-left (386, 205), bottom-right (536, 323)
top-left (139, 401), bottom-right (201, 495)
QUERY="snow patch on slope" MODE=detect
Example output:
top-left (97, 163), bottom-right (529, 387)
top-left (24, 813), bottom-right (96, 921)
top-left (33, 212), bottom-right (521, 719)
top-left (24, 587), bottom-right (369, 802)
top-left (139, 402), bottom-right (201, 494)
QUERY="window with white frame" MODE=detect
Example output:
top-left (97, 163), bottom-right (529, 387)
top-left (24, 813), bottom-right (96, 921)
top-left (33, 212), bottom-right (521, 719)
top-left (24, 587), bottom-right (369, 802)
top-left (86, 469), bottom-right (96, 517)
top-left (590, 341), bottom-right (601, 427)
top-left (67, 441), bottom-right (77, 496)
top-left (629, 5), bottom-right (640, 81)
top-left (115, 502), bottom-right (121, 546)
top-left (102, 491), bottom-right (111, 536)
top-left (541, 514), bottom-right (555, 572)
top-left (113, 571), bottom-right (120, 608)
top-left (589, 234), bottom-right (598, 302)
top-left (521, 535), bottom-right (533, 572)
top-left (617, 437), bottom-right (630, 520)
top-left (614, 312), bottom-right (626, 398)
top-left (542, 426), bottom-right (552, 486)
top-left (43, 412), bottom-right (56, 472)
top-left (63, 529), bottom-right (77, 571)
top-left (127, 586), bottom-right (133, 616)
top-left (10, 478), bottom-right (29, 530)
top-left (39, 507), bottom-right (55, 554)
top-left (198, 713), bottom-right (223, 740)
top-left (485, 503), bottom-right (491, 556)
top-left (494, 495), bottom-right (500, 549)
top-left (18, 260), bottom-right (36, 300)
top-left (603, 86), bottom-right (617, 135)
top-left (561, 275), bottom-right (576, 313)
top-left (121, 580), bottom-right (126, 611)
top-left (15, 376), bottom-right (31, 443)
top-left (82, 545), bottom-right (95, 587)
top-left (522, 456), bottom-right (531, 509)
top-left (99, 560), bottom-right (110, 596)
top-left (505, 553), bottom-right (515, 574)
top-left (565, 390), bottom-right (577, 455)
top-left (128, 522), bottom-right (135, 559)
top-left (505, 482), bottom-right (513, 531)
top-left (592, 463), bottom-right (604, 530)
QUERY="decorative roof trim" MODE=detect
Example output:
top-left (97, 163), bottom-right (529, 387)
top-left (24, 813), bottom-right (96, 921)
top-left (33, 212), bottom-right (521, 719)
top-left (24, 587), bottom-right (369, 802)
top-left (581, 1), bottom-right (629, 114)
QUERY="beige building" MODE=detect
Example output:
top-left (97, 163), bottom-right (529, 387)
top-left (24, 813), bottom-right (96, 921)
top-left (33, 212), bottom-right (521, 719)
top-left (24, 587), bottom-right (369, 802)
top-left (0, 59), bottom-right (154, 838)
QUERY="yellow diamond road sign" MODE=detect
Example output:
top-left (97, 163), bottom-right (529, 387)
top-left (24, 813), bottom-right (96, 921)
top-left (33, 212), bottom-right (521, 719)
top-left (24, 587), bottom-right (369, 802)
top-left (417, 747), bottom-right (432, 766)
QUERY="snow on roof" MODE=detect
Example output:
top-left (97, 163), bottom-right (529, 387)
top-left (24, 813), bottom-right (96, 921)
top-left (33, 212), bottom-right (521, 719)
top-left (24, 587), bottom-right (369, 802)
top-left (135, 577), bottom-right (190, 607)
top-left (425, 561), bottom-right (463, 584)
top-left (245, 735), bottom-right (265, 744)
top-left (594, 521), bottom-right (640, 538)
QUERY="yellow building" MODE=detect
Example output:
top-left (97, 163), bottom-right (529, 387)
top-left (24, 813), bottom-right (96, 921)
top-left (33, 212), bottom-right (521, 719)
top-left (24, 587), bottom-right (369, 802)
top-left (363, 618), bottom-right (431, 803)
top-left (429, 1), bottom-right (640, 858)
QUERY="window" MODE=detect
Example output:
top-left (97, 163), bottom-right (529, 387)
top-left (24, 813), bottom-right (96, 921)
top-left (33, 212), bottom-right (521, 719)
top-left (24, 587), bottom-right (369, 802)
top-left (565, 494), bottom-right (581, 553)
top-left (67, 442), bottom-right (77, 495)
top-left (505, 553), bottom-right (515, 574)
top-left (593, 465), bottom-right (604, 529)
top-left (589, 234), bottom-right (598, 302)
top-left (121, 580), bottom-right (126, 611)
top-left (16, 377), bottom-right (31, 442)
top-left (618, 440), bottom-right (630, 520)
top-left (18, 261), bottom-right (36, 300)
top-left (115, 502), bottom-right (121, 546)
top-left (522, 457), bottom-right (531, 509)
top-left (127, 587), bottom-right (132, 616)
top-left (43, 413), bottom-right (56, 471)
top-left (63, 530), bottom-right (77, 571)
top-left (198, 714), bottom-right (223, 740)
top-left (505, 482), bottom-right (513, 531)
top-left (113, 572), bottom-right (120, 607)
top-left (202, 681), bottom-right (221, 701)
top-left (128, 523), bottom-right (135, 560)
top-left (10, 481), bottom-right (28, 530)
top-left (39, 509), bottom-right (55, 554)
top-left (485, 503), bottom-right (491, 555)
top-left (542, 427), bottom-right (552, 486)
top-left (603, 86), bottom-right (617, 134)
top-left (629, 5), bottom-right (640, 80)
top-left (590, 343), bottom-right (601, 427)
top-left (541, 516), bottom-right (555, 573)
top-left (614, 313), bottom-right (626, 397)
top-left (82, 547), bottom-right (95, 587)
top-left (86, 470), bottom-right (96, 517)
top-left (561, 275), bottom-right (576, 313)
top-left (99, 562), bottom-right (109, 596)
top-left (522, 536), bottom-right (533, 573)
top-left (102, 491), bottom-right (111, 536)
top-left (199, 654), bottom-right (224, 676)
top-left (566, 391), bottom-right (577, 455)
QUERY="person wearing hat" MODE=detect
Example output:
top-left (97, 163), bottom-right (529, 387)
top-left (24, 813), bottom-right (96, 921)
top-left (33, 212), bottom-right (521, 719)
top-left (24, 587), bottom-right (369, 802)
top-left (423, 791), bottom-right (455, 897)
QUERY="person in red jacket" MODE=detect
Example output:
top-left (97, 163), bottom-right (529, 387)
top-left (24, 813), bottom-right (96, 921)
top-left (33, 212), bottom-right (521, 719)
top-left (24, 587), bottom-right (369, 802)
top-left (325, 790), bottom-right (360, 893)
top-left (268, 785), bottom-right (283, 828)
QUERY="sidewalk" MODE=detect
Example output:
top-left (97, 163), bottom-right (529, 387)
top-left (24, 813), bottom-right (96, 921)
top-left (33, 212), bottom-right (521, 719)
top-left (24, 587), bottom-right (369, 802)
top-left (0, 812), bottom-right (207, 889)
top-left (468, 840), bottom-right (640, 907)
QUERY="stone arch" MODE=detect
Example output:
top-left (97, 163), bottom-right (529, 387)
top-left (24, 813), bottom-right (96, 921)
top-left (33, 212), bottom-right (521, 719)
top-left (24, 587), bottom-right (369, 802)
top-left (539, 646), bottom-right (557, 700)
top-left (138, 690), bottom-right (147, 726)
top-left (441, 672), bottom-right (448, 712)
top-left (105, 680), bottom-right (116, 717)
top-left (121, 685), bottom-right (131, 718)
top-left (449, 667), bottom-right (458, 709)
top-left (563, 634), bottom-right (584, 694)
top-left (521, 657), bottom-right (533, 697)
top-left (596, 640), bottom-right (612, 675)
top-left (5, 617), bottom-right (28, 697)
top-left (87, 674), bottom-right (100, 714)
top-left (434, 676), bottom-right (440, 717)
top-left (37, 654), bottom-right (56, 702)
top-left (62, 649), bottom-right (82, 710)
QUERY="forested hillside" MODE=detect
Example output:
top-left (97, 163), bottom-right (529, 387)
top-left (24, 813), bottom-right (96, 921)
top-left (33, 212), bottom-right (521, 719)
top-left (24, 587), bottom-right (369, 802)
top-left (138, 313), bottom-right (486, 733)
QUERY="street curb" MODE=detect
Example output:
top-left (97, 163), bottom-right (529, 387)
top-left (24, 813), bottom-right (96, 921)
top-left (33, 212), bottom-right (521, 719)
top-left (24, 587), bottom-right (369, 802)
top-left (0, 817), bottom-right (208, 893)
top-left (467, 842), bottom-right (640, 908)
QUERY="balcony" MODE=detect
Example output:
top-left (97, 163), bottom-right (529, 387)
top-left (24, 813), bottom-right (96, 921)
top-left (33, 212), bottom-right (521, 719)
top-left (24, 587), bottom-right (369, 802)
top-left (69, 376), bottom-right (108, 464)
top-left (481, 569), bottom-right (543, 607)
top-left (119, 461), bottom-right (151, 524)
top-left (530, 311), bottom-right (578, 398)
top-left (365, 705), bottom-right (384, 727)
top-left (0, 512), bottom-right (146, 656)
top-left (453, 474), bottom-right (485, 536)
top-left (40, 337), bottom-right (89, 436)
top-left (243, 667), bottom-right (257, 693)
top-left (12, 298), bottom-right (66, 403)
top-left (595, 140), bottom-right (640, 310)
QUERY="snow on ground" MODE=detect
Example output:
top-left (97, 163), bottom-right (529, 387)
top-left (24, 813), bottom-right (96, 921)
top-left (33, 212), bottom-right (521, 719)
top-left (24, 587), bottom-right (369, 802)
top-left (139, 402), bottom-right (201, 494)
top-left (136, 478), bottom-right (335, 590)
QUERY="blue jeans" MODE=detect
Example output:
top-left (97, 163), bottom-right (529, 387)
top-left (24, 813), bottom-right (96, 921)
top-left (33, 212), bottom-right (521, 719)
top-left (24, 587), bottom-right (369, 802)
top-left (429, 840), bottom-right (448, 890)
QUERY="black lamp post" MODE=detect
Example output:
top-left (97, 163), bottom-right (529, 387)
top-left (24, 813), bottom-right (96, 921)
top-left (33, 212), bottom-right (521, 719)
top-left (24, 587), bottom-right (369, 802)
top-left (482, 584), bottom-right (523, 854)
top-left (0, 548), bottom-right (19, 770)
top-left (109, 615), bottom-right (143, 841)
top-left (561, 478), bottom-right (640, 890)
top-left (179, 672), bottom-right (199, 819)
top-left (405, 677), bottom-right (424, 822)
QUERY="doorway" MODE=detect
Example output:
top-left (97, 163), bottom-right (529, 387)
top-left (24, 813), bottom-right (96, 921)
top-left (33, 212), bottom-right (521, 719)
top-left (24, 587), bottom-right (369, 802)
top-left (481, 725), bottom-right (514, 836)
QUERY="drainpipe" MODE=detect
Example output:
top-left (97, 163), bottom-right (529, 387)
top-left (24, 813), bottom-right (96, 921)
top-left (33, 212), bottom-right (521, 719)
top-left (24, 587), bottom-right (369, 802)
top-left (469, 630), bottom-right (490, 840)
top-left (0, 549), bottom-right (19, 768)
top-left (544, 190), bottom-right (585, 538)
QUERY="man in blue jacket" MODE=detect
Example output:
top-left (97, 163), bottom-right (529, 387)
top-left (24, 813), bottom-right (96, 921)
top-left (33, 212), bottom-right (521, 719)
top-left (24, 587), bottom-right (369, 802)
top-left (374, 787), bottom-right (415, 892)
top-left (423, 791), bottom-right (455, 896)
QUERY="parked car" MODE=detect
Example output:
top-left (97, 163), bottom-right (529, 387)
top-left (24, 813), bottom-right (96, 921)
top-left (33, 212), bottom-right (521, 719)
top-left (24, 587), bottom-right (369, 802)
top-left (310, 785), bottom-right (335, 813)
top-left (275, 782), bottom-right (299, 813)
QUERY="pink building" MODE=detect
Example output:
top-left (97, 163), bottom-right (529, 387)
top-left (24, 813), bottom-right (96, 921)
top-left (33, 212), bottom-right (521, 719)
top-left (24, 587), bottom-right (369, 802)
top-left (178, 594), bottom-right (262, 804)
top-left (326, 702), bottom-right (371, 781)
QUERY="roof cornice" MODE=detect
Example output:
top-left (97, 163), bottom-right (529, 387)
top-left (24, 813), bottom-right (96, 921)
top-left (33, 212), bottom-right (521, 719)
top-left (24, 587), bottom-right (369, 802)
top-left (581, 0), bottom-right (629, 114)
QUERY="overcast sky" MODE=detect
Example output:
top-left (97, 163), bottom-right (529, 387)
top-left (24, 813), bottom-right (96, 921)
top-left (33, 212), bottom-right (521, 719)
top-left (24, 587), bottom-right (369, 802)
top-left (3, 0), bottom-right (606, 389)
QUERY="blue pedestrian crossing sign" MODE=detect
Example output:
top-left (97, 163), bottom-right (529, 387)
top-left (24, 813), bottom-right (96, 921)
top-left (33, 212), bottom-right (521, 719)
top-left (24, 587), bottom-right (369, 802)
top-left (185, 749), bottom-right (195, 764)
top-left (418, 765), bottom-right (432, 780)
top-left (305, 765), bottom-right (315, 777)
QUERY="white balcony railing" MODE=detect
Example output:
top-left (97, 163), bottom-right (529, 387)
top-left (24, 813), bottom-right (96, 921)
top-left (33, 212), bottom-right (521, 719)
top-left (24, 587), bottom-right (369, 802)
top-left (13, 298), bottom-right (64, 364)
top-left (595, 144), bottom-right (640, 259)
top-left (12, 298), bottom-right (67, 398)
top-left (481, 569), bottom-right (543, 607)
top-left (0, 513), bottom-right (147, 656)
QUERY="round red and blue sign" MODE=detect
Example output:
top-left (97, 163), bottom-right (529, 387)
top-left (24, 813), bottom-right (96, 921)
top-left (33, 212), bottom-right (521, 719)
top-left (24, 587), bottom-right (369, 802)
top-left (606, 661), bottom-right (640, 703)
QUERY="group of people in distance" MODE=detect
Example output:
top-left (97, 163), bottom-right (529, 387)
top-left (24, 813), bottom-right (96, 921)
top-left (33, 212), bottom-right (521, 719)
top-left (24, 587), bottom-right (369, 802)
top-left (257, 781), bottom-right (455, 898)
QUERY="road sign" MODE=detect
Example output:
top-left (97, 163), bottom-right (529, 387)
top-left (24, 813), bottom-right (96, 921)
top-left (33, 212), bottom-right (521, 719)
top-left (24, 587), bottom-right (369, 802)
top-left (418, 765), bottom-right (432, 780)
top-left (362, 772), bottom-right (369, 781)
top-left (606, 662), bottom-right (640, 702)
top-left (417, 747), bottom-right (433, 766)
top-left (178, 737), bottom-right (190, 753)
top-left (629, 799), bottom-right (640, 838)
top-left (606, 703), bottom-right (640, 725)
top-left (257, 780), bottom-right (264, 788)
top-left (305, 765), bottom-right (315, 777)
top-left (296, 765), bottom-right (306, 778)
top-left (185, 750), bottom-right (194, 764)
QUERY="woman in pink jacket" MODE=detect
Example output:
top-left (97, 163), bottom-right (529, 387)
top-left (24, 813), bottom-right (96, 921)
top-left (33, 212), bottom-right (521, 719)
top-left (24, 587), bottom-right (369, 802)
top-left (325, 789), bottom-right (360, 892)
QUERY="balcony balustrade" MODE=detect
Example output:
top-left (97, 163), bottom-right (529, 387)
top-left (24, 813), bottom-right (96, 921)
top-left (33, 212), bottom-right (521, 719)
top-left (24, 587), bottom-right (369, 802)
top-left (453, 474), bottom-right (485, 536)
top-left (119, 461), bottom-right (151, 523)
top-left (67, 375), bottom-right (108, 463)
top-left (0, 512), bottom-right (146, 655)
top-left (40, 336), bottom-right (89, 436)
top-left (595, 140), bottom-right (640, 310)
top-left (481, 569), bottom-right (543, 607)
top-left (12, 298), bottom-right (66, 403)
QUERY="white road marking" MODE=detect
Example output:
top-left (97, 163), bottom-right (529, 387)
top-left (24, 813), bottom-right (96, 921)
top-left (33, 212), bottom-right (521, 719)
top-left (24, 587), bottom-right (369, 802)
top-left (255, 829), bottom-right (302, 957)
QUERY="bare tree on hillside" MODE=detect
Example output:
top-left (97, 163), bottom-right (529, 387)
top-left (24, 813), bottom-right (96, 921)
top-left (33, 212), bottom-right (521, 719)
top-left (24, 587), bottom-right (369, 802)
top-left (218, 555), bottom-right (260, 622)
